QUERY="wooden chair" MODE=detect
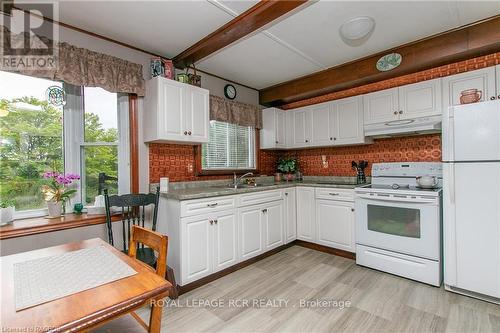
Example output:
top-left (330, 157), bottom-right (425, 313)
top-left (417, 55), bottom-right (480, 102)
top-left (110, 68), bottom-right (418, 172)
top-left (92, 225), bottom-right (169, 333)
top-left (104, 188), bottom-right (160, 268)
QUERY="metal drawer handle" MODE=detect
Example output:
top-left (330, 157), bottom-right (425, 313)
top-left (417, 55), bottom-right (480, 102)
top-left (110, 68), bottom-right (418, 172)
top-left (209, 220), bottom-right (214, 225)
top-left (262, 208), bottom-right (268, 213)
top-left (329, 193), bottom-right (340, 196)
top-left (207, 203), bottom-right (218, 207)
top-left (214, 219), bottom-right (218, 224)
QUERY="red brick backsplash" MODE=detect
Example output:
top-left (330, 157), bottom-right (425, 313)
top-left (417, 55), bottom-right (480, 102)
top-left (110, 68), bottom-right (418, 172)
top-left (149, 52), bottom-right (498, 183)
top-left (149, 144), bottom-right (280, 183)
top-left (282, 134), bottom-right (441, 177)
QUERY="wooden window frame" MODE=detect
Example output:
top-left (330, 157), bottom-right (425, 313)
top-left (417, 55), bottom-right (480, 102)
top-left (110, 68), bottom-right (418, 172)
top-left (194, 129), bottom-right (261, 176)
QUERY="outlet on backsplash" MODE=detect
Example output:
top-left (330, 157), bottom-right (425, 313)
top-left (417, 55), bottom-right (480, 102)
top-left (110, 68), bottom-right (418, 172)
top-left (321, 155), bottom-right (328, 168)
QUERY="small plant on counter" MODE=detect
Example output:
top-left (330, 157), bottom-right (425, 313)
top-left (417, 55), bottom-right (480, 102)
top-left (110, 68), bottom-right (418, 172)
top-left (277, 158), bottom-right (298, 181)
top-left (41, 171), bottom-right (80, 218)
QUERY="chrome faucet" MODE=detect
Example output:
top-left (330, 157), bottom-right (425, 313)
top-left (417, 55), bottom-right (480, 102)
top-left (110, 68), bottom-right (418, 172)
top-left (233, 172), bottom-right (254, 189)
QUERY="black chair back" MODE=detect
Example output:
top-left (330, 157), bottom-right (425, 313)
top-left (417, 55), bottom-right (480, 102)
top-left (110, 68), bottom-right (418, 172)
top-left (104, 187), bottom-right (160, 253)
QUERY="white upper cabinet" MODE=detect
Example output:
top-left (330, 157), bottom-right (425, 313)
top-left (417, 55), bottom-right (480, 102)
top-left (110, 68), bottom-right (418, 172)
top-left (398, 79), bottom-right (442, 120)
top-left (363, 88), bottom-right (399, 125)
top-left (263, 96), bottom-right (369, 149)
top-left (311, 102), bottom-right (331, 146)
top-left (292, 108), bottom-right (312, 147)
top-left (364, 78), bottom-right (442, 125)
top-left (144, 77), bottom-right (209, 144)
top-left (333, 96), bottom-right (368, 145)
top-left (185, 85), bottom-right (209, 142)
top-left (442, 67), bottom-right (497, 109)
top-left (260, 107), bottom-right (286, 149)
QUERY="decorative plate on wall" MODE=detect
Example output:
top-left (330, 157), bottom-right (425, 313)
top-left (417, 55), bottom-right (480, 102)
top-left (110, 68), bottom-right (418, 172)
top-left (45, 86), bottom-right (66, 107)
top-left (376, 53), bottom-right (402, 72)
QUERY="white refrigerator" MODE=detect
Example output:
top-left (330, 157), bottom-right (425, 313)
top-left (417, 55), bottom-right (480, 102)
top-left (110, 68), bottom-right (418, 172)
top-left (442, 100), bottom-right (500, 302)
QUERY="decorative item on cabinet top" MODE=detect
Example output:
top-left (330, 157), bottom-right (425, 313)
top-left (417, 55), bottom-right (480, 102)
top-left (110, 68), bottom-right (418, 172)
top-left (459, 89), bottom-right (482, 104)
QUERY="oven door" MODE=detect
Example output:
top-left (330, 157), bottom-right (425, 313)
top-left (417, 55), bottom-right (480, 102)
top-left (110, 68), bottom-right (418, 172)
top-left (355, 192), bottom-right (440, 260)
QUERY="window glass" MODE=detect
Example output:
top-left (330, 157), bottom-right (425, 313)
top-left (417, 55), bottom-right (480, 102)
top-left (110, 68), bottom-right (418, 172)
top-left (82, 146), bottom-right (118, 204)
top-left (202, 121), bottom-right (255, 170)
top-left (81, 87), bottom-right (119, 203)
top-left (83, 87), bottom-right (118, 143)
top-left (0, 71), bottom-right (63, 211)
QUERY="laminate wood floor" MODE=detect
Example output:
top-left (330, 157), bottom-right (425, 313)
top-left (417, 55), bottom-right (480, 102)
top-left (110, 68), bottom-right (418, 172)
top-left (137, 246), bottom-right (500, 333)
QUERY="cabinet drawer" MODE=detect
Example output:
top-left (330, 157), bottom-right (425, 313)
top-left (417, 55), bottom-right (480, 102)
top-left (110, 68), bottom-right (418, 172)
top-left (180, 196), bottom-right (236, 217)
top-left (238, 190), bottom-right (283, 207)
top-left (315, 187), bottom-right (354, 202)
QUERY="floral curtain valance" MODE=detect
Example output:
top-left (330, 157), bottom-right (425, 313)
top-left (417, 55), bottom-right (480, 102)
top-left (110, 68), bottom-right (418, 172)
top-left (2, 27), bottom-right (145, 96)
top-left (210, 95), bottom-right (262, 129)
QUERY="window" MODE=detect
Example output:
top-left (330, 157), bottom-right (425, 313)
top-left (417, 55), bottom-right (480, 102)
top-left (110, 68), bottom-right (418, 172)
top-left (0, 71), bottom-right (129, 218)
top-left (201, 121), bottom-right (256, 171)
top-left (0, 72), bottom-right (64, 212)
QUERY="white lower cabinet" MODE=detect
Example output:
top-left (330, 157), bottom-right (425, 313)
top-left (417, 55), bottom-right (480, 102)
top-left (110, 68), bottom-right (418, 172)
top-left (263, 201), bottom-right (284, 250)
top-left (296, 187), bottom-right (316, 242)
top-left (212, 211), bottom-right (238, 272)
top-left (181, 215), bottom-right (212, 284)
top-left (166, 186), bottom-right (355, 286)
top-left (239, 200), bottom-right (284, 260)
top-left (238, 205), bottom-right (264, 261)
top-left (284, 188), bottom-right (297, 243)
top-left (315, 199), bottom-right (355, 252)
top-left (181, 210), bottom-right (238, 285)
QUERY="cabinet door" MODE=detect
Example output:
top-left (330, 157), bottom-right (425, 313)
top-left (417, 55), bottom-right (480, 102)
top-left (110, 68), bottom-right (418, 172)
top-left (213, 211), bottom-right (238, 272)
top-left (263, 201), bottom-right (284, 250)
top-left (292, 109), bottom-right (311, 147)
top-left (238, 206), bottom-right (264, 260)
top-left (311, 103), bottom-right (331, 146)
top-left (181, 216), bottom-right (212, 284)
top-left (160, 80), bottom-right (185, 140)
top-left (284, 189), bottom-right (297, 243)
top-left (363, 88), bottom-right (399, 124)
top-left (442, 67), bottom-right (496, 109)
top-left (316, 200), bottom-right (355, 252)
top-left (399, 78), bottom-right (442, 119)
top-left (185, 86), bottom-right (209, 142)
top-left (296, 187), bottom-right (316, 242)
top-left (334, 96), bottom-right (364, 145)
top-left (276, 110), bottom-right (286, 147)
top-left (285, 111), bottom-right (294, 147)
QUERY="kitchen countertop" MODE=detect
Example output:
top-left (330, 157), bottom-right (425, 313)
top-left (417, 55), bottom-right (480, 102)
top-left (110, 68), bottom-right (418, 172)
top-left (158, 177), bottom-right (368, 201)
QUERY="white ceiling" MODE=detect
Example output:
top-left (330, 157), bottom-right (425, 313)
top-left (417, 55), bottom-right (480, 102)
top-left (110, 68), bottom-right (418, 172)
top-left (49, 1), bottom-right (500, 89)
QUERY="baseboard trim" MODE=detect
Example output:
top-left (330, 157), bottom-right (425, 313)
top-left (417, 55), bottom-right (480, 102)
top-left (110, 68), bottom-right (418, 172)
top-left (177, 240), bottom-right (355, 295)
top-left (178, 243), bottom-right (294, 295)
top-left (294, 240), bottom-right (356, 260)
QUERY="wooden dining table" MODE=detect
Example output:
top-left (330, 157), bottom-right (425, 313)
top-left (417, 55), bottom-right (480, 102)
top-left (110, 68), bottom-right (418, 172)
top-left (0, 238), bottom-right (171, 332)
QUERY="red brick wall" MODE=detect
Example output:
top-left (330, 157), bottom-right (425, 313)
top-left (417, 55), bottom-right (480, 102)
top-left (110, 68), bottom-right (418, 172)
top-left (149, 144), bottom-right (280, 183)
top-left (148, 52), bottom-right (499, 183)
top-left (282, 134), bottom-right (441, 177)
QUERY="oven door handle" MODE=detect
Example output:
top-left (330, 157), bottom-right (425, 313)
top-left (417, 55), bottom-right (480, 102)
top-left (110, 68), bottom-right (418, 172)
top-left (355, 193), bottom-right (437, 204)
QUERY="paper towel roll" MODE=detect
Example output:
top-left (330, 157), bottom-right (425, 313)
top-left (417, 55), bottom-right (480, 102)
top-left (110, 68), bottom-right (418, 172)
top-left (160, 177), bottom-right (169, 192)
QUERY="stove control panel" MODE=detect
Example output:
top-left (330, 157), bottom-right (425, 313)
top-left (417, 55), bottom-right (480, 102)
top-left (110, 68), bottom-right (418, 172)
top-left (372, 162), bottom-right (442, 178)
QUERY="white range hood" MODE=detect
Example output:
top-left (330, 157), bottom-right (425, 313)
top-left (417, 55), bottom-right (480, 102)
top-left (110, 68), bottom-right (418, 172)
top-left (364, 115), bottom-right (442, 137)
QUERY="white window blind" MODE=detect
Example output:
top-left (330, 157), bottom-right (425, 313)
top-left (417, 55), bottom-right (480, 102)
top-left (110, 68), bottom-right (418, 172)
top-left (202, 121), bottom-right (256, 170)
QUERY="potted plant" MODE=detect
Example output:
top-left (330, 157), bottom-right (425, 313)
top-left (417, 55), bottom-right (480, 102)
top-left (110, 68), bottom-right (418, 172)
top-left (0, 199), bottom-right (15, 226)
top-left (277, 158), bottom-right (298, 181)
top-left (41, 172), bottom-right (80, 218)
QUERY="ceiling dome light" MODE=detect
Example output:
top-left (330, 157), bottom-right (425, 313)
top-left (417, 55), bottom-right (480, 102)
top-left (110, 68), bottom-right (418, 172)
top-left (339, 16), bottom-right (375, 41)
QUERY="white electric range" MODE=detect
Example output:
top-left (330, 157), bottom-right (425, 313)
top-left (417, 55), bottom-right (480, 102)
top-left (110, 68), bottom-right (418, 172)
top-left (354, 162), bottom-right (443, 286)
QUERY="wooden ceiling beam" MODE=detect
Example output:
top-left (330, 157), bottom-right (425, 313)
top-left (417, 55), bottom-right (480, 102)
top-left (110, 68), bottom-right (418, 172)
top-left (259, 16), bottom-right (500, 107)
top-left (173, 0), bottom-right (308, 69)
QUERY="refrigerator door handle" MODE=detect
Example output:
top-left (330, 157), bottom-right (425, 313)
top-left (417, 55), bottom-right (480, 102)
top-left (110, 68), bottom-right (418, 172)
top-left (449, 165), bottom-right (455, 205)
